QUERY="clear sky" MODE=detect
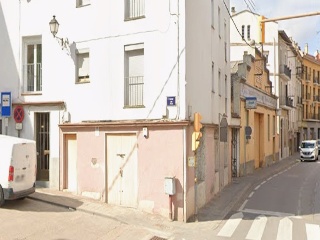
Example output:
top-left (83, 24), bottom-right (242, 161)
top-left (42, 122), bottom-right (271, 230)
top-left (230, 0), bottom-right (320, 55)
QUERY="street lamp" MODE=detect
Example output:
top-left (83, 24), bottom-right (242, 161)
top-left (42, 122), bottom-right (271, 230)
top-left (49, 15), bottom-right (69, 49)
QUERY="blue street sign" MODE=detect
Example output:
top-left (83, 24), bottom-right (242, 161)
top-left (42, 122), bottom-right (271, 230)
top-left (167, 96), bottom-right (176, 106)
top-left (1, 92), bottom-right (11, 117)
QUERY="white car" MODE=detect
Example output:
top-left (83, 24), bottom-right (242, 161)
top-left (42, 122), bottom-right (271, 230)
top-left (299, 140), bottom-right (319, 161)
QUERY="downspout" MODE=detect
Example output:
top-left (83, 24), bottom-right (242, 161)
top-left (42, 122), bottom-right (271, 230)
top-left (176, 0), bottom-right (180, 120)
top-left (18, 0), bottom-right (22, 99)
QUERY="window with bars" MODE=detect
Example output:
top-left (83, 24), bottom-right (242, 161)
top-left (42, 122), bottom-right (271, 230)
top-left (125, 0), bottom-right (145, 20)
top-left (124, 44), bottom-right (144, 107)
top-left (212, 62), bottom-right (215, 93)
top-left (23, 39), bottom-right (42, 93)
top-left (247, 25), bottom-right (251, 40)
top-left (211, 0), bottom-right (214, 27)
top-left (218, 70), bottom-right (221, 96)
top-left (241, 25), bottom-right (245, 39)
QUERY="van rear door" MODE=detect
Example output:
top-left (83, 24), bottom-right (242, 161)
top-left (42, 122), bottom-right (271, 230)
top-left (10, 142), bottom-right (36, 192)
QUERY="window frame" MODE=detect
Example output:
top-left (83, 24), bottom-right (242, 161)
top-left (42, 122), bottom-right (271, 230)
top-left (22, 36), bottom-right (42, 94)
top-left (76, 0), bottom-right (91, 8)
top-left (124, 43), bottom-right (145, 108)
top-left (125, 0), bottom-right (145, 21)
top-left (211, 62), bottom-right (215, 93)
top-left (211, 0), bottom-right (215, 28)
top-left (76, 48), bottom-right (90, 84)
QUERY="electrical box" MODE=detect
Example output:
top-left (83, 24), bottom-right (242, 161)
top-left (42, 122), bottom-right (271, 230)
top-left (164, 176), bottom-right (176, 195)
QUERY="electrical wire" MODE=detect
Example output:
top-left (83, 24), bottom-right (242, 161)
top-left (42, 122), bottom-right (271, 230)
top-left (223, 0), bottom-right (256, 49)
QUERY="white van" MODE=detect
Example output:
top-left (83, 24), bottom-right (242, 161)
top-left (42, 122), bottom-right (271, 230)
top-left (0, 135), bottom-right (37, 206)
top-left (299, 140), bottom-right (319, 161)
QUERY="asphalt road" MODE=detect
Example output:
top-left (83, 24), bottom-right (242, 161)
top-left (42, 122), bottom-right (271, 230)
top-left (213, 160), bottom-right (320, 240)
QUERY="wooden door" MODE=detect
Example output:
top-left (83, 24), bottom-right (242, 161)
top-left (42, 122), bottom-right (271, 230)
top-left (106, 134), bottom-right (138, 207)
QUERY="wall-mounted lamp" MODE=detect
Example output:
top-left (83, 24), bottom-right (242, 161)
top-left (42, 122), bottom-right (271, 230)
top-left (49, 15), bottom-right (69, 49)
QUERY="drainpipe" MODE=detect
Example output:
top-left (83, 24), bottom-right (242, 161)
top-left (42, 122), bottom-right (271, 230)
top-left (183, 126), bottom-right (187, 222)
top-left (176, 0), bottom-right (180, 120)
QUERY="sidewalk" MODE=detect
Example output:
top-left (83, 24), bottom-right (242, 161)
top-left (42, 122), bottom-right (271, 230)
top-left (27, 153), bottom-right (300, 239)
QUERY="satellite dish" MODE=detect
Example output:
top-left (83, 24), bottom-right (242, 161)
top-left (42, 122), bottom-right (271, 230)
top-left (249, 39), bottom-right (255, 46)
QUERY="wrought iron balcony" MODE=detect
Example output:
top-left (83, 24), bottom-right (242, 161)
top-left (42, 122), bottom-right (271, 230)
top-left (279, 64), bottom-right (291, 80)
top-left (280, 96), bottom-right (294, 108)
top-left (124, 76), bottom-right (144, 107)
top-left (23, 63), bottom-right (42, 93)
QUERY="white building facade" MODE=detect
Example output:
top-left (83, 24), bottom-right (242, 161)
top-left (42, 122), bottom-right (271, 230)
top-left (0, 0), bottom-right (232, 221)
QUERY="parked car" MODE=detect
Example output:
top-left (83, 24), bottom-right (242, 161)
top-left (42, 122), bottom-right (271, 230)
top-left (0, 135), bottom-right (37, 206)
top-left (299, 140), bottom-right (319, 161)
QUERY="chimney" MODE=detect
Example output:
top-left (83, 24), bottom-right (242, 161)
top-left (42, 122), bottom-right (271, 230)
top-left (315, 50), bottom-right (320, 61)
top-left (304, 43), bottom-right (308, 54)
top-left (231, 7), bottom-right (236, 15)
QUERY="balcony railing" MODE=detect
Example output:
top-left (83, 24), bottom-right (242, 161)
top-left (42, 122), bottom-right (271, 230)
top-left (124, 76), bottom-right (144, 107)
top-left (306, 93), bottom-right (311, 100)
top-left (297, 96), bottom-right (302, 104)
top-left (279, 64), bottom-right (291, 80)
top-left (280, 96), bottom-right (294, 108)
top-left (23, 63), bottom-right (42, 92)
top-left (314, 77), bottom-right (319, 85)
top-left (306, 73), bottom-right (311, 82)
top-left (307, 113), bottom-right (320, 120)
top-left (125, 0), bottom-right (145, 20)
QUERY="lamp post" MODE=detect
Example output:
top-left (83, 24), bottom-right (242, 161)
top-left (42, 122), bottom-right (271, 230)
top-left (49, 15), bottom-right (69, 49)
top-left (49, 15), bottom-right (59, 37)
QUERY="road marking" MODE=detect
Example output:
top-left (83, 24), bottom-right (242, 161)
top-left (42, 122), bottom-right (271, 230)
top-left (276, 217), bottom-right (292, 240)
top-left (238, 199), bottom-right (248, 211)
top-left (241, 208), bottom-right (294, 218)
top-left (306, 223), bottom-right (320, 240)
top-left (245, 215), bottom-right (267, 240)
top-left (248, 192), bottom-right (254, 198)
top-left (217, 212), bottom-right (243, 237)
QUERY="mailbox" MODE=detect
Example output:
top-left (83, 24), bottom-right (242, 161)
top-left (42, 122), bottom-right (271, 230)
top-left (164, 176), bottom-right (176, 195)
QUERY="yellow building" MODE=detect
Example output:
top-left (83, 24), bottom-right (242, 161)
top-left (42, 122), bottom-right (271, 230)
top-left (231, 49), bottom-right (279, 176)
top-left (301, 49), bottom-right (320, 139)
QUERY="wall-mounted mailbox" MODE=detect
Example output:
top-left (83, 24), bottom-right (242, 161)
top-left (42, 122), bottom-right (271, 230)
top-left (164, 176), bottom-right (176, 195)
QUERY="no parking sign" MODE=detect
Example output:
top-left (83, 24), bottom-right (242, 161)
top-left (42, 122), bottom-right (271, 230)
top-left (14, 106), bottom-right (24, 123)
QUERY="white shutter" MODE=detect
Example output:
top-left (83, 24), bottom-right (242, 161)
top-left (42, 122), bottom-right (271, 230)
top-left (78, 53), bottom-right (89, 77)
top-left (128, 49), bottom-right (144, 77)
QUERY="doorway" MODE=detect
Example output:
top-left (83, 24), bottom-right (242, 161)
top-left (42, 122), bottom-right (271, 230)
top-left (35, 112), bottom-right (50, 181)
top-left (106, 134), bottom-right (138, 208)
top-left (64, 134), bottom-right (77, 192)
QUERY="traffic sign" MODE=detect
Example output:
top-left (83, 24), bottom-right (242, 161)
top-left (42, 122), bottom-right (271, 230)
top-left (14, 105), bottom-right (24, 123)
top-left (1, 92), bottom-right (11, 117)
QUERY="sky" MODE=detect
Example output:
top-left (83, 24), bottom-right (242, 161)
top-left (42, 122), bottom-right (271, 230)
top-left (230, 0), bottom-right (320, 55)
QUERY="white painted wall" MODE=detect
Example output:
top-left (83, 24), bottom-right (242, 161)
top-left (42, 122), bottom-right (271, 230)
top-left (230, 10), bottom-right (279, 98)
top-left (185, 0), bottom-right (230, 124)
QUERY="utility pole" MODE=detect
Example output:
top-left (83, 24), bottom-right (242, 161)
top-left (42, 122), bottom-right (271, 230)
top-left (261, 11), bottom-right (320, 23)
top-left (258, 11), bottom-right (320, 44)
